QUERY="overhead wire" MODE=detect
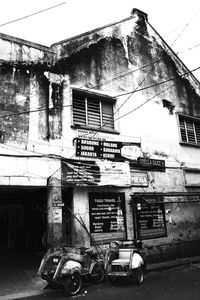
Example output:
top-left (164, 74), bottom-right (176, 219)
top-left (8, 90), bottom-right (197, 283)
top-left (0, 2), bottom-right (66, 27)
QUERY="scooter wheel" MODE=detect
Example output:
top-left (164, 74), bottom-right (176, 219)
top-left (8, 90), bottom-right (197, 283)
top-left (63, 273), bottom-right (82, 295)
top-left (134, 267), bottom-right (144, 285)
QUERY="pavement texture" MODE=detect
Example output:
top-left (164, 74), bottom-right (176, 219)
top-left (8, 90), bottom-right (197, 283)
top-left (0, 250), bottom-right (200, 300)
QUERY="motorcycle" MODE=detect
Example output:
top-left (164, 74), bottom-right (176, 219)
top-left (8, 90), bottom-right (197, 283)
top-left (38, 245), bottom-right (105, 295)
top-left (104, 240), bottom-right (145, 285)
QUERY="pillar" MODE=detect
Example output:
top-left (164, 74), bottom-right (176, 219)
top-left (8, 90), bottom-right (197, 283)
top-left (47, 177), bottom-right (63, 248)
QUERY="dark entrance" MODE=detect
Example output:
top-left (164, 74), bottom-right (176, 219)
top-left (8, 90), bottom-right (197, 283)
top-left (0, 188), bottom-right (47, 252)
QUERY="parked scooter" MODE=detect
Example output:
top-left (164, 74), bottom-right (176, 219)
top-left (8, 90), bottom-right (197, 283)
top-left (104, 240), bottom-right (145, 284)
top-left (38, 245), bottom-right (105, 295)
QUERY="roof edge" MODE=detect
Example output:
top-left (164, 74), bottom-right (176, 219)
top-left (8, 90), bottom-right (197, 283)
top-left (0, 32), bottom-right (54, 53)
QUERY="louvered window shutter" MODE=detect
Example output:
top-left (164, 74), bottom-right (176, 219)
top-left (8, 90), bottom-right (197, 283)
top-left (87, 97), bottom-right (101, 128)
top-left (73, 93), bottom-right (86, 126)
top-left (185, 120), bottom-right (196, 144)
top-left (179, 115), bottom-right (200, 146)
top-left (179, 116), bottom-right (187, 143)
top-left (102, 102), bottom-right (114, 130)
top-left (195, 123), bottom-right (200, 145)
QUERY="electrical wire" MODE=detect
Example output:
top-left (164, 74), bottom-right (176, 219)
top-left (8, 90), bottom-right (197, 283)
top-left (0, 2), bottom-right (66, 27)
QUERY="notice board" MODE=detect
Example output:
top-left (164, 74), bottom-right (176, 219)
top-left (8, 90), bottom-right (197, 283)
top-left (135, 195), bottom-right (167, 240)
top-left (89, 192), bottom-right (126, 243)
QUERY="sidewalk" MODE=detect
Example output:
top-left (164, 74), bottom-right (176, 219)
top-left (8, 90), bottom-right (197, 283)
top-left (1, 254), bottom-right (200, 300)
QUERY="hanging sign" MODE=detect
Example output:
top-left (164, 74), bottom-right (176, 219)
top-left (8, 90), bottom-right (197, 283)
top-left (137, 157), bottom-right (165, 169)
top-left (62, 160), bottom-right (130, 187)
top-left (75, 138), bottom-right (140, 160)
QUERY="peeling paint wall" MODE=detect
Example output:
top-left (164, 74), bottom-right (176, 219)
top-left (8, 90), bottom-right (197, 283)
top-left (0, 34), bottom-right (56, 148)
top-left (51, 9), bottom-right (200, 257)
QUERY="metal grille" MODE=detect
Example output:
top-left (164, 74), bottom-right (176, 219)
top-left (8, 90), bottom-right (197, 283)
top-left (112, 265), bottom-right (129, 272)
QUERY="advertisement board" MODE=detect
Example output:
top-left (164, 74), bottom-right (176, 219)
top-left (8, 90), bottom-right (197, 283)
top-left (89, 192), bottom-right (126, 243)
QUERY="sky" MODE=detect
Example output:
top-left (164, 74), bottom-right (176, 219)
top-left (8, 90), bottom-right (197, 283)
top-left (1, 0), bottom-right (200, 79)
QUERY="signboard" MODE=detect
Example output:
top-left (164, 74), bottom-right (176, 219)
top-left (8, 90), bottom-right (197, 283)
top-left (89, 193), bottom-right (126, 243)
top-left (131, 171), bottom-right (148, 187)
top-left (62, 160), bottom-right (130, 187)
top-left (75, 138), bottom-right (140, 160)
top-left (137, 157), bottom-right (165, 170)
top-left (135, 196), bottom-right (167, 240)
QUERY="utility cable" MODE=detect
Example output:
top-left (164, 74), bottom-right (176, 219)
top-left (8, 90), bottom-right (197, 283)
top-left (0, 2), bottom-right (66, 27)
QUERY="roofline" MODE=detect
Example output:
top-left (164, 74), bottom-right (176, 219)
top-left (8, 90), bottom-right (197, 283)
top-left (0, 32), bottom-right (54, 54)
top-left (51, 15), bottom-right (135, 47)
top-left (147, 22), bottom-right (200, 85)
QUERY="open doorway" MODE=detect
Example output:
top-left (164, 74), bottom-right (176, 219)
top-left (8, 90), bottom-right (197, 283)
top-left (0, 188), bottom-right (47, 252)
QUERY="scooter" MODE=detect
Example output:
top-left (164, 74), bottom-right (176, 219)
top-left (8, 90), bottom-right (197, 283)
top-left (38, 245), bottom-right (105, 295)
top-left (104, 240), bottom-right (145, 285)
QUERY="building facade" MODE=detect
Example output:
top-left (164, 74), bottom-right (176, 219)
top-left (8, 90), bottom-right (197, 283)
top-left (1, 9), bottom-right (200, 262)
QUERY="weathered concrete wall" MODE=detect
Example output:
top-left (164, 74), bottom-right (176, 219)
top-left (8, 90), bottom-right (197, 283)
top-left (0, 63), bottom-right (30, 144)
top-left (0, 33), bottom-right (51, 66)
top-left (51, 8), bottom-right (200, 166)
top-left (51, 9), bottom-right (200, 256)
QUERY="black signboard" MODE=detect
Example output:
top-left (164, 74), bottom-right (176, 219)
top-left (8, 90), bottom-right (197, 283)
top-left (135, 196), bottom-right (167, 240)
top-left (137, 157), bottom-right (165, 170)
top-left (75, 138), bottom-right (140, 160)
top-left (89, 193), bottom-right (126, 242)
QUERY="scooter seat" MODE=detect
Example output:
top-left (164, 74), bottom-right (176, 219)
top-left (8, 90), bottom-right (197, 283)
top-left (111, 258), bottom-right (130, 265)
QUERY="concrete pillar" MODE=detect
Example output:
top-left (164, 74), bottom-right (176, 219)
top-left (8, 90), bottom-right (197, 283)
top-left (47, 177), bottom-right (63, 248)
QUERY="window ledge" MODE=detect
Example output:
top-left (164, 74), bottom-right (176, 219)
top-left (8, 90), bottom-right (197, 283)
top-left (71, 125), bottom-right (120, 135)
top-left (180, 142), bottom-right (200, 148)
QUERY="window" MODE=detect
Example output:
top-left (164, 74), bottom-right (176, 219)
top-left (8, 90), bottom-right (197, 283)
top-left (179, 114), bottom-right (200, 146)
top-left (72, 90), bottom-right (115, 131)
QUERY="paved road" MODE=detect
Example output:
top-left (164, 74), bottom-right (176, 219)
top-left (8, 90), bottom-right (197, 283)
top-left (19, 263), bottom-right (200, 300)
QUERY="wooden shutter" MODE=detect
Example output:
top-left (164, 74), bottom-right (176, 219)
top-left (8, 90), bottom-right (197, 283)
top-left (73, 93), bottom-right (86, 126)
top-left (185, 120), bottom-right (196, 144)
top-left (195, 123), bottom-right (200, 145)
top-left (87, 97), bottom-right (101, 128)
top-left (102, 102), bottom-right (114, 130)
top-left (179, 116), bottom-right (187, 143)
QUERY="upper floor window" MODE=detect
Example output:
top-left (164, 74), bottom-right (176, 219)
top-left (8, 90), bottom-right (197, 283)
top-left (179, 114), bottom-right (200, 146)
top-left (72, 89), bottom-right (115, 131)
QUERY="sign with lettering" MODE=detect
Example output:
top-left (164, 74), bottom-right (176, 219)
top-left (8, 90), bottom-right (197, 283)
top-left (131, 171), bottom-right (148, 186)
top-left (135, 196), bottom-right (167, 240)
top-left (75, 138), bottom-right (140, 160)
top-left (89, 193), bottom-right (126, 243)
top-left (62, 160), bottom-right (130, 187)
top-left (137, 157), bottom-right (165, 170)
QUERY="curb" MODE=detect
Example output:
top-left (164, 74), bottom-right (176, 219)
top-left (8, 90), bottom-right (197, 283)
top-left (0, 288), bottom-right (57, 300)
top-left (146, 255), bottom-right (200, 272)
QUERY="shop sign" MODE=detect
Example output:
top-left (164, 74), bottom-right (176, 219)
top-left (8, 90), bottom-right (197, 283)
top-left (89, 193), bottom-right (126, 243)
top-left (131, 171), bottom-right (148, 186)
top-left (137, 157), bottom-right (165, 170)
top-left (135, 196), bottom-right (167, 240)
top-left (75, 138), bottom-right (141, 160)
top-left (62, 160), bottom-right (130, 187)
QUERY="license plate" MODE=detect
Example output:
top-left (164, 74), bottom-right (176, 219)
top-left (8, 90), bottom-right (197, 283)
top-left (53, 258), bottom-right (59, 263)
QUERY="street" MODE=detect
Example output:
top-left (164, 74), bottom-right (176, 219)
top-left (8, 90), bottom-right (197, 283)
top-left (19, 263), bottom-right (200, 300)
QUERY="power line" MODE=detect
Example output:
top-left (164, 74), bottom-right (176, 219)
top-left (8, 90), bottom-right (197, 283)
top-left (170, 6), bottom-right (200, 47)
top-left (0, 2), bottom-right (66, 27)
top-left (113, 65), bottom-right (200, 99)
top-left (115, 83), bottom-right (175, 122)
